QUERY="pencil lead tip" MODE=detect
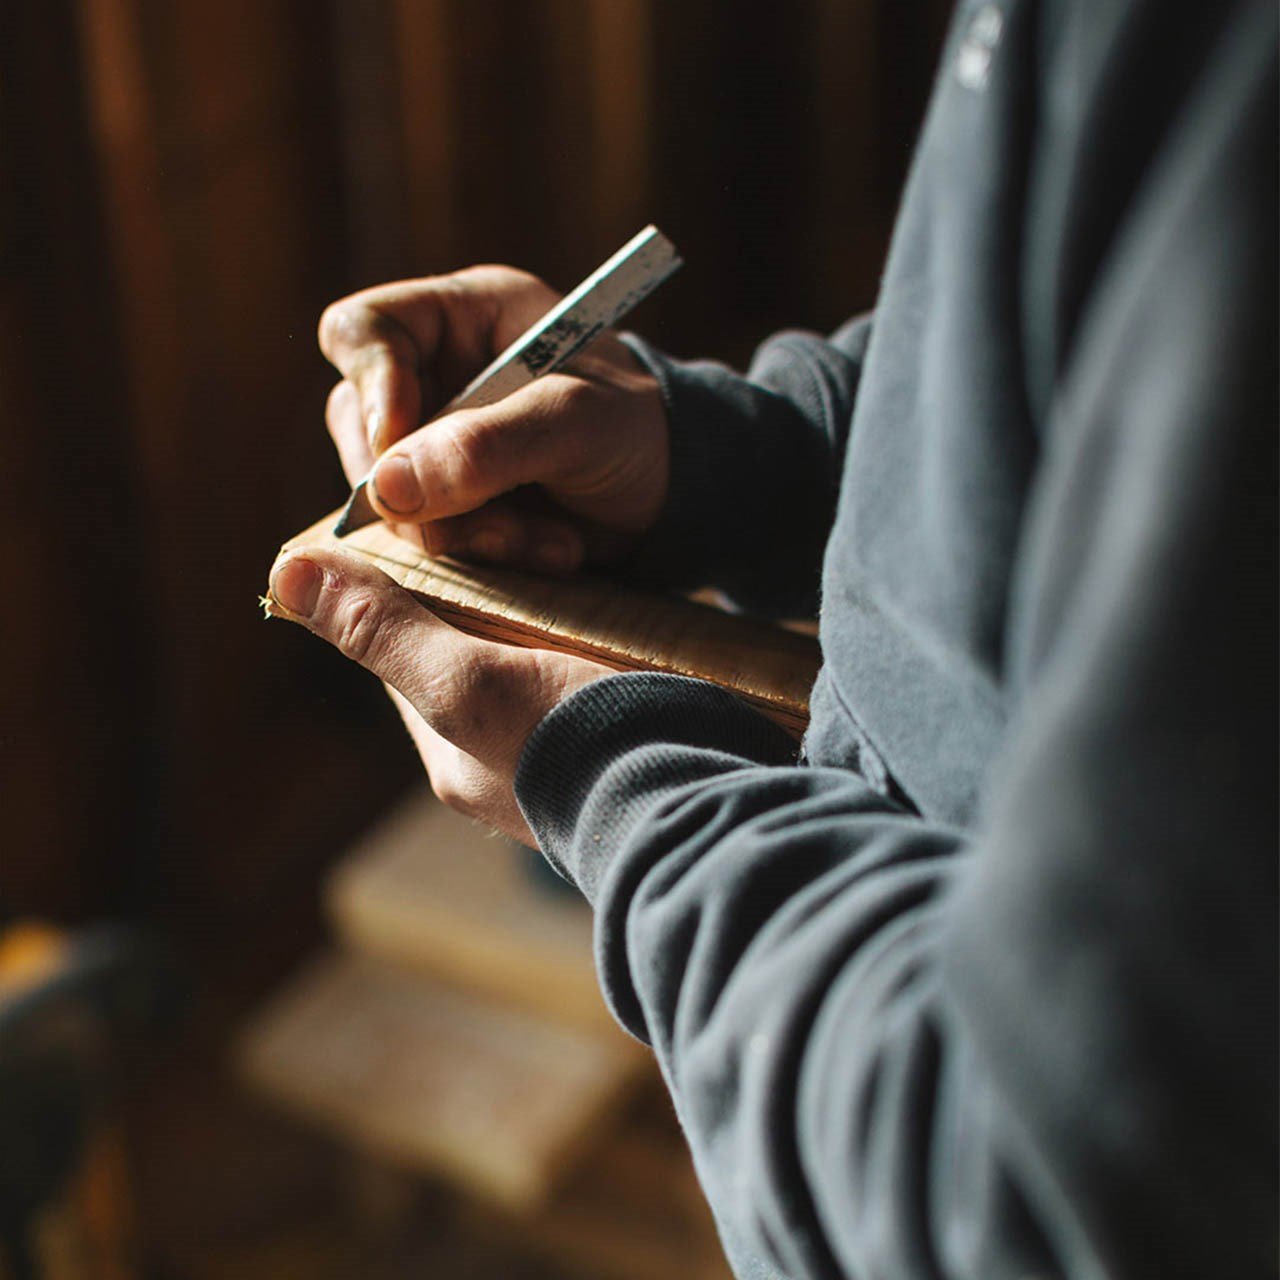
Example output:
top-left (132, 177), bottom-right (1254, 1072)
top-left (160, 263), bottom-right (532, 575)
top-left (333, 480), bottom-right (376, 537)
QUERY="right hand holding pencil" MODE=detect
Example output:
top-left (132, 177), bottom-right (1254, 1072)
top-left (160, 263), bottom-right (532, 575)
top-left (318, 265), bottom-right (669, 573)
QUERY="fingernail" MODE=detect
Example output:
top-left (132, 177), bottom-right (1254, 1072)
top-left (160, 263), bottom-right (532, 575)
top-left (470, 530), bottom-right (508, 561)
top-left (535, 540), bottom-right (575, 572)
top-left (366, 408), bottom-right (386, 455)
top-left (371, 454), bottom-right (422, 514)
top-left (271, 555), bottom-right (324, 618)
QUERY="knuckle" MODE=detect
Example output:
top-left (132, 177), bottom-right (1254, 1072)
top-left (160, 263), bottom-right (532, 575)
top-left (428, 648), bottom-right (506, 746)
top-left (452, 265), bottom-right (559, 317)
top-left (433, 270), bottom-right (481, 302)
top-left (461, 649), bottom-right (510, 708)
top-left (542, 372), bottom-right (594, 420)
top-left (317, 301), bottom-right (346, 356)
top-left (444, 413), bottom-right (498, 496)
top-left (319, 300), bottom-right (378, 361)
top-left (325, 381), bottom-right (356, 432)
top-left (454, 263), bottom-right (536, 291)
top-left (333, 591), bottom-right (390, 668)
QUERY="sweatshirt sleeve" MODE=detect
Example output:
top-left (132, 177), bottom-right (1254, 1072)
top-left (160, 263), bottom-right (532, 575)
top-left (616, 315), bottom-right (872, 618)
top-left (515, 12), bottom-right (1276, 1280)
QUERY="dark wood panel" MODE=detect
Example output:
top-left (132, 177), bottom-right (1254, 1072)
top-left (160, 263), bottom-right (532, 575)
top-left (74, 0), bottom-right (410, 927)
top-left (0, 0), bottom-right (150, 916)
top-left (5, 0), bottom-right (947, 933)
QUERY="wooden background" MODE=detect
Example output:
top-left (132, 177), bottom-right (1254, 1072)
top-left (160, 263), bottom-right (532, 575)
top-left (0, 0), bottom-right (947, 947)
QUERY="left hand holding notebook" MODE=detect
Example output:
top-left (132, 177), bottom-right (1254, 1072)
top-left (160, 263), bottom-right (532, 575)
top-left (269, 543), bottom-right (612, 846)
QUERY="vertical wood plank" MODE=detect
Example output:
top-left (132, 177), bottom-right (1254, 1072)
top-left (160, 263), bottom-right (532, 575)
top-left (586, 0), bottom-right (654, 246)
top-left (537, 0), bottom-right (596, 281)
top-left (329, 0), bottom-right (412, 284)
top-left (0, 0), bottom-right (151, 914)
top-left (74, 0), bottom-right (185, 503)
top-left (70, 0), bottom-right (410, 927)
top-left (391, 0), bottom-right (461, 275)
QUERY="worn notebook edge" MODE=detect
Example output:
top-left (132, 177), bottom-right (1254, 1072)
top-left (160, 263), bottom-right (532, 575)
top-left (273, 513), bottom-right (817, 736)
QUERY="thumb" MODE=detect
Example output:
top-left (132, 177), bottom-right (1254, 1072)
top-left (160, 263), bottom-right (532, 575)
top-left (267, 549), bottom-right (494, 748)
top-left (363, 372), bottom-right (605, 524)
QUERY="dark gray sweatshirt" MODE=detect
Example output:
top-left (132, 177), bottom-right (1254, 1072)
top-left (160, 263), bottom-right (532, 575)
top-left (514, 1), bottom-right (1278, 1276)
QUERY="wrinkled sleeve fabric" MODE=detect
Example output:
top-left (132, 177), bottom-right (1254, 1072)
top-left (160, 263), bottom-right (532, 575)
top-left (517, 17), bottom-right (1276, 1280)
top-left (617, 316), bottom-right (871, 618)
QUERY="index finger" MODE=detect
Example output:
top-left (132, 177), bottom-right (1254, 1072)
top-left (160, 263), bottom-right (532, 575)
top-left (318, 269), bottom-right (560, 459)
top-left (318, 296), bottom-right (434, 456)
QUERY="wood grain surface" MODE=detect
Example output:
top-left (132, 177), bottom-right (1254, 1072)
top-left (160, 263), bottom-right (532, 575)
top-left (326, 789), bottom-right (613, 1030)
top-left (237, 952), bottom-right (646, 1211)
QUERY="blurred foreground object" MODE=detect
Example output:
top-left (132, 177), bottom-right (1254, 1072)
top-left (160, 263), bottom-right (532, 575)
top-left (0, 924), bottom-right (177, 1280)
top-left (238, 791), bottom-right (733, 1278)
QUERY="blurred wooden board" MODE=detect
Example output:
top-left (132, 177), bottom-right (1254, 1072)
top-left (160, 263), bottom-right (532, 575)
top-left (236, 953), bottom-right (647, 1212)
top-left (326, 789), bottom-right (614, 1031)
top-left (281, 515), bottom-right (820, 736)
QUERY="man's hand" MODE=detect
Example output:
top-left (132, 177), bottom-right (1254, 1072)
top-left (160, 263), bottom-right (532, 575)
top-left (319, 265), bottom-right (670, 571)
top-left (273, 262), bottom-right (666, 840)
top-left (268, 548), bottom-right (612, 845)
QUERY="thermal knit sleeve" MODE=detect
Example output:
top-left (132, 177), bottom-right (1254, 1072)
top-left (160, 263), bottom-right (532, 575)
top-left (515, 10), bottom-right (1276, 1278)
top-left (617, 314), bottom-right (871, 619)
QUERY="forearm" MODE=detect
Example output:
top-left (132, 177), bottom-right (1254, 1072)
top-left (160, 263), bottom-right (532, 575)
top-left (516, 675), bottom-right (1048, 1280)
top-left (517, 644), bottom-right (1274, 1280)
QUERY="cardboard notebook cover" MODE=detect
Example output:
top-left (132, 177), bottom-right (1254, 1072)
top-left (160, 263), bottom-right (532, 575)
top-left (281, 514), bottom-right (821, 736)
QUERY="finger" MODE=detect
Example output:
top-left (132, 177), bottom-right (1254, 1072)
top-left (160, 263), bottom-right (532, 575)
top-left (318, 269), bottom-right (559, 457)
top-left (519, 512), bottom-right (586, 574)
top-left (267, 547), bottom-right (499, 751)
top-left (328, 379), bottom-right (427, 550)
top-left (405, 493), bottom-right (585, 573)
top-left (451, 506), bottom-right (585, 573)
top-left (319, 298), bottom-right (429, 455)
top-left (364, 372), bottom-right (606, 524)
top-left (326, 380), bottom-right (374, 486)
top-left (403, 505), bottom-right (522, 563)
top-left (421, 502), bottom-right (530, 564)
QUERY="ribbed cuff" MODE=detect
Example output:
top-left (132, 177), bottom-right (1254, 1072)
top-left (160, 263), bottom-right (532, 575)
top-left (514, 671), bottom-right (800, 902)
top-left (615, 334), bottom-right (749, 591)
